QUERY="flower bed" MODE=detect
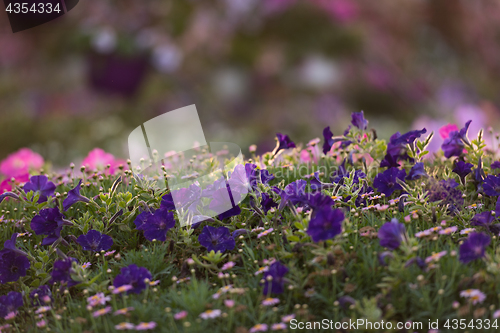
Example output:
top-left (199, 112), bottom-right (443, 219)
top-left (0, 112), bottom-right (499, 332)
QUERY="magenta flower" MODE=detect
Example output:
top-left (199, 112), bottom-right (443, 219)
top-left (81, 148), bottom-right (125, 174)
top-left (0, 174), bottom-right (29, 194)
top-left (0, 148), bottom-right (44, 178)
top-left (439, 123), bottom-right (459, 139)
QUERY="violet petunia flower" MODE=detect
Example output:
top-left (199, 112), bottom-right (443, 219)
top-left (30, 208), bottom-right (65, 246)
top-left (63, 180), bottom-right (90, 211)
top-left (135, 208), bottom-right (175, 242)
top-left (279, 179), bottom-right (308, 209)
top-left (306, 207), bottom-right (344, 242)
top-left (428, 179), bottom-right (464, 213)
top-left (260, 193), bottom-right (278, 215)
top-left (275, 133), bottom-right (296, 152)
top-left (378, 219), bottom-right (406, 250)
top-left (471, 211), bottom-right (496, 227)
top-left (50, 257), bottom-right (79, 287)
top-left (198, 226), bottom-right (235, 253)
top-left (160, 193), bottom-right (176, 211)
top-left (441, 120), bottom-right (471, 158)
top-left (30, 285), bottom-right (52, 306)
top-left (492, 161), bottom-right (500, 170)
top-left (373, 167), bottom-right (406, 197)
top-left (322, 126), bottom-right (335, 154)
top-left (23, 175), bottom-right (56, 203)
top-left (483, 175), bottom-right (500, 196)
top-left (452, 161), bottom-right (473, 184)
top-left (304, 192), bottom-right (335, 212)
top-left (459, 232), bottom-right (490, 264)
top-left (77, 230), bottom-right (113, 252)
top-left (113, 264), bottom-right (152, 294)
top-left (378, 251), bottom-right (394, 266)
top-left (0, 291), bottom-right (23, 318)
top-left (351, 111), bottom-right (368, 130)
top-left (406, 162), bottom-right (427, 181)
top-left (0, 234), bottom-right (30, 283)
top-left (381, 128), bottom-right (427, 168)
top-left (261, 261), bottom-right (288, 295)
top-left (330, 159), bottom-right (366, 185)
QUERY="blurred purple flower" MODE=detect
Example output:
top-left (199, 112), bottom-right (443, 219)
top-left (378, 251), bottom-right (394, 266)
top-left (406, 162), bottom-right (427, 181)
top-left (0, 292), bottom-right (23, 318)
top-left (160, 193), bottom-right (176, 211)
top-left (30, 208), bottom-right (65, 246)
top-left (77, 230), bottom-right (113, 252)
top-left (378, 219), bottom-right (406, 250)
top-left (471, 211), bottom-right (495, 227)
top-left (483, 175), bottom-right (500, 196)
top-left (274, 133), bottom-right (296, 155)
top-left (198, 226), bottom-right (235, 253)
top-left (441, 120), bottom-right (471, 158)
top-left (260, 193), bottom-right (278, 214)
top-left (459, 232), bottom-right (490, 264)
top-left (0, 234), bottom-right (30, 283)
top-left (306, 207), bottom-right (343, 242)
top-left (113, 264), bottom-right (152, 294)
top-left (373, 167), bottom-right (406, 197)
top-left (351, 111), bottom-right (368, 130)
top-left (50, 257), bottom-right (79, 287)
top-left (23, 175), bottom-right (56, 203)
top-left (492, 161), bottom-right (500, 170)
top-left (30, 285), bottom-right (52, 306)
top-left (63, 180), bottom-right (90, 211)
top-left (428, 179), bottom-right (463, 212)
top-left (261, 261), bottom-right (288, 295)
top-left (381, 128), bottom-right (427, 168)
top-left (279, 179), bottom-right (308, 209)
top-left (322, 126), bottom-right (335, 154)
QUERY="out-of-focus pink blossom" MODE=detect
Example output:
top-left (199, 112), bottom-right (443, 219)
top-left (439, 124), bottom-right (459, 140)
top-left (81, 148), bottom-right (126, 174)
top-left (0, 148), bottom-right (44, 178)
top-left (313, 0), bottom-right (358, 23)
top-left (0, 173), bottom-right (29, 194)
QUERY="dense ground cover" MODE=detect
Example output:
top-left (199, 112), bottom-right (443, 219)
top-left (0, 112), bottom-right (500, 332)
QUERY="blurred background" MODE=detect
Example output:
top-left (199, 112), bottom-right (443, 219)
top-left (0, 0), bottom-right (500, 166)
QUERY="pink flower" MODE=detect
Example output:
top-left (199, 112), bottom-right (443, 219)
top-left (81, 148), bottom-right (125, 174)
top-left (115, 322), bottom-right (135, 330)
top-left (221, 261), bottom-right (235, 271)
top-left (0, 173), bottom-right (29, 194)
top-left (92, 306), bottom-right (112, 317)
top-left (439, 124), bottom-right (459, 140)
top-left (36, 320), bottom-right (47, 328)
top-left (135, 322), bottom-right (157, 331)
top-left (0, 148), bottom-right (44, 178)
top-left (113, 307), bottom-right (134, 316)
top-left (313, 0), bottom-right (358, 23)
top-left (174, 310), bottom-right (188, 320)
top-left (4, 312), bottom-right (16, 320)
top-left (224, 300), bottom-right (235, 308)
top-left (262, 298), bottom-right (280, 306)
top-left (250, 324), bottom-right (268, 333)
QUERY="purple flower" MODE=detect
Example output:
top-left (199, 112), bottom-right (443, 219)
top-left (351, 111), bottom-right (368, 130)
top-left (306, 207), bottom-right (344, 242)
top-left (63, 180), bottom-right (90, 211)
top-left (453, 161), bottom-right (473, 184)
top-left (337, 296), bottom-right (356, 310)
top-left (160, 193), bottom-right (176, 211)
top-left (373, 167), bottom-right (406, 197)
top-left (404, 257), bottom-right (426, 270)
top-left (0, 234), bottom-right (30, 283)
top-left (260, 193), bottom-right (278, 214)
top-left (30, 285), bottom-right (52, 306)
top-left (170, 184), bottom-right (203, 214)
top-left (50, 257), bottom-right (79, 287)
top-left (378, 251), bottom-right (394, 266)
top-left (275, 133), bottom-right (296, 152)
top-left (441, 120), bottom-right (471, 158)
top-left (135, 208), bottom-right (175, 242)
top-left (330, 159), bottom-right (366, 184)
top-left (304, 192), bottom-right (335, 211)
top-left (406, 162), bottom-right (427, 181)
top-left (378, 219), bottom-right (406, 250)
top-left (260, 169), bottom-right (275, 185)
top-left (77, 230), bottom-right (113, 252)
top-left (261, 261), bottom-right (288, 295)
top-left (459, 232), bottom-right (490, 264)
top-left (471, 211), bottom-right (495, 227)
top-left (232, 229), bottom-right (249, 238)
top-left (30, 208), bottom-right (65, 246)
top-left (322, 126), bottom-right (335, 154)
top-left (428, 179), bottom-right (463, 213)
top-left (279, 179), bottom-right (308, 209)
top-left (113, 264), bottom-right (152, 294)
top-left (208, 187), bottom-right (242, 220)
top-left (381, 128), bottom-right (427, 167)
top-left (23, 175), bottom-right (56, 203)
top-left (309, 172), bottom-right (335, 192)
top-left (492, 161), bottom-right (500, 170)
top-left (198, 226), bottom-right (235, 253)
top-left (483, 175), bottom-right (500, 196)
top-left (0, 291), bottom-right (23, 318)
